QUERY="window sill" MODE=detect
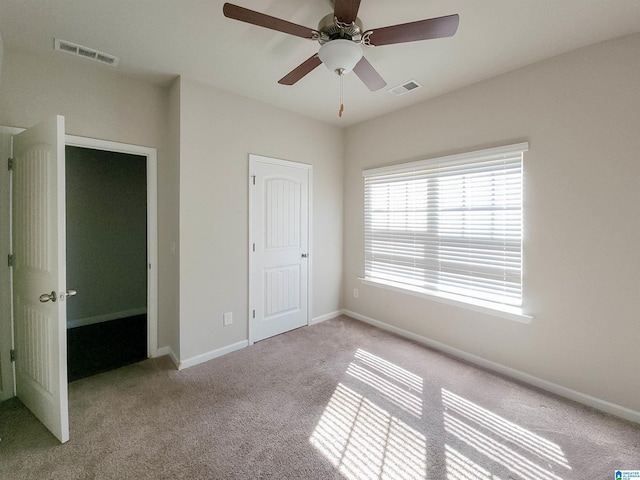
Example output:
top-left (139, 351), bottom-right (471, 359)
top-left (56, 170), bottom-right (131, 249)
top-left (358, 278), bottom-right (533, 324)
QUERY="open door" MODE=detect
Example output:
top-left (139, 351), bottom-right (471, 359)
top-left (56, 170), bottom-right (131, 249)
top-left (12, 115), bottom-right (69, 443)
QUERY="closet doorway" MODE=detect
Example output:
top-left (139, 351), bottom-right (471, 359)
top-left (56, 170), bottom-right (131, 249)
top-left (65, 142), bottom-right (157, 381)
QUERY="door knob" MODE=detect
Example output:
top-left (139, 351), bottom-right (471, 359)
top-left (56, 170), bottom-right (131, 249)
top-left (59, 289), bottom-right (77, 301)
top-left (301, 253), bottom-right (308, 258)
top-left (39, 291), bottom-right (57, 303)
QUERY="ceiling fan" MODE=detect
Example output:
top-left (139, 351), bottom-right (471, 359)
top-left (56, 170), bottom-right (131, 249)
top-left (223, 0), bottom-right (459, 115)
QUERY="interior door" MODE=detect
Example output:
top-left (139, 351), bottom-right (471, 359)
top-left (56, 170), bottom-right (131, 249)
top-left (250, 156), bottom-right (310, 343)
top-left (12, 115), bottom-right (69, 443)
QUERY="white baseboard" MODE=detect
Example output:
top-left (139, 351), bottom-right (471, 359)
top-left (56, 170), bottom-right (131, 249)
top-left (178, 340), bottom-right (248, 371)
top-left (343, 309), bottom-right (640, 424)
top-left (155, 346), bottom-right (179, 369)
top-left (67, 308), bottom-right (147, 329)
top-left (311, 310), bottom-right (345, 325)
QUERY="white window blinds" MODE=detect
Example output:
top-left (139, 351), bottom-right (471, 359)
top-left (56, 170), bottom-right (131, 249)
top-left (363, 143), bottom-right (527, 308)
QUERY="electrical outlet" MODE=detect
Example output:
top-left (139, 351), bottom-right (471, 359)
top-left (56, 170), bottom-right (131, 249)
top-left (353, 288), bottom-right (359, 298)
top-left (223, 312), bottom-right (233, 326)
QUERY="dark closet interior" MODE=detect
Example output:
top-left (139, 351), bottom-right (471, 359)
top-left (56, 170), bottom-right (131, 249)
top-left (65, 146), bottom-right (147, 382)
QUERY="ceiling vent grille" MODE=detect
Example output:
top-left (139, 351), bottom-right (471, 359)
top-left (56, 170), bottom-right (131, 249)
top-left (54, 38), bottom-right (119, 67)
top-left (389, 80), bottom-right (422, 96)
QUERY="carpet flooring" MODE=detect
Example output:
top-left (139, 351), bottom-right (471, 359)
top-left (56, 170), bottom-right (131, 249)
top-left (0, 315), bottom-right (638, 479)
top-left (67, 315), bottom-right (147, 382)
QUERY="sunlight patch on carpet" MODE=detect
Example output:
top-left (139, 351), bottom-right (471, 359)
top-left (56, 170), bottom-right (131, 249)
top-left (346, 349), bottom-right (423, 417)
top-left (310, 348), bottom-right (573, 480)
top-left (443, 389), bottom-right (571, 480)
top-left (445, 444), bottom-right (505, 480)
top-left (310, 348), bottom-right (427, 478)
top-left (310, 382), bottom-right (427, 480)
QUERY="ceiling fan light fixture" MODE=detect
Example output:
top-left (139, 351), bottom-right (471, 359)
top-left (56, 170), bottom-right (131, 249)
top-left (318, 39), bottom-right (362, 75)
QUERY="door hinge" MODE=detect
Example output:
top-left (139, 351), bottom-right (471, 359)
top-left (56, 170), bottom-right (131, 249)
top-left (251, 175), bottom-right (256, 185)
top-left (252, 310), bottom-right (256, 319)
top-left (252, 243), bottom-right (255, 252)
top-left (10, 349), bottom-right (15, 362)
top-left (7, 158), bottom-right (13, 170)
top-left (7, 254), bottom-right (14, 267)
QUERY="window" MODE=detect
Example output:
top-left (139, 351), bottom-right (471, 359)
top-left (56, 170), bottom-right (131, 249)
top-left (363, 143), bottom-right (527, 314)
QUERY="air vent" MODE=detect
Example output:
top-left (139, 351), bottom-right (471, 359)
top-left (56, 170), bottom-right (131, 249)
top-left (389, 80), bottom-right (422, 96)
top-left (54, 38), bottom-right (119, 67)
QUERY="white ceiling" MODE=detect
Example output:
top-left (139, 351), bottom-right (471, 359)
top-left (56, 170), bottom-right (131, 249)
top-left (1, 0), bottom-right (640, 126)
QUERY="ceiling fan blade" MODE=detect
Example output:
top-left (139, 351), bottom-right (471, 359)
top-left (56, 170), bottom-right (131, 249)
top-left (334, 0), bottom-right (361, 24)
top-left (278, 54), bottom-right (323, 85)
top-left (364, 14), bottom-right (459, 46)
top-left (223, 3), bottom-right (317, 39)
top-left (353, 57), bottom-right (387, 91)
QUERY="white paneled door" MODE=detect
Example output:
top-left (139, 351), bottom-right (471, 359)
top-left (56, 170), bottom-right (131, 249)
top-left (12, 116), bottom-right (69, 443)
top-left (249, 155), bottom-right (310, 343)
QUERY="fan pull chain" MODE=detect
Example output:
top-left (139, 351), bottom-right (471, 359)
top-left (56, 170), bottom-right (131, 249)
top-left (339, 69), bottom-right (345, 118)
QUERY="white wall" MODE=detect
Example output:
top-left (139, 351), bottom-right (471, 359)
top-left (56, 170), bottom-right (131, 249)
top-left (343, 33), bottom-right (640, 413)
top-left (0, 48), bottom-right (178, 353)
top-left (178, 77), bottom-right (343, 362)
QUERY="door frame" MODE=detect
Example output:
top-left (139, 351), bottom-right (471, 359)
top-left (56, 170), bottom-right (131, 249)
top-left (0, 130), bottom-right (159, 399)
top-left (248, 154), bottom-right (312, 345)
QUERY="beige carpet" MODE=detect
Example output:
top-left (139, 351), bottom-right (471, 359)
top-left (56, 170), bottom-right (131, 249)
top-left (0, 315), bottom-right (638, 479)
